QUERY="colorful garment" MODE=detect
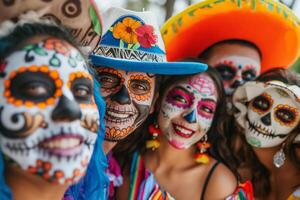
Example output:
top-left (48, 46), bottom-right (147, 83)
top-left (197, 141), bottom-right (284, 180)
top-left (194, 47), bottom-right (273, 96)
top-left (129, 152), bottom-right (253, 200)
top-left (106, 152), bottom-right (123, 199)
top-left (287, 187), bottom-right (300, 200)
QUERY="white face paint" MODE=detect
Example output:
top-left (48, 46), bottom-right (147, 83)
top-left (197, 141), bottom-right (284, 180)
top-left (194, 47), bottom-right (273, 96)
top-left (209, 55), bottom-right (261, 95)
top-left (158, 73), bottom-right (218, 149)
top-left (0, 38), bottom-right (99, 185)
top-left (245, 88), bottom-right (299, 148)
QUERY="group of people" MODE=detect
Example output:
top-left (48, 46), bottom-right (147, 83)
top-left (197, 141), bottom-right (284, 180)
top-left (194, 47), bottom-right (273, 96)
top-left (0, 0), bottom-right (300, 199)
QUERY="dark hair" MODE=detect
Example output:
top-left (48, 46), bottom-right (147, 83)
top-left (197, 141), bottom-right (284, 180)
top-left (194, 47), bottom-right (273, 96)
top-left (198, 39), bottom-right (262, 61)
top-left (0, 22), bottom-right (108, 200)
top-left (231, 68), bottom-right (300, 197)
top-left (114, 59), bottom-right (238, 177)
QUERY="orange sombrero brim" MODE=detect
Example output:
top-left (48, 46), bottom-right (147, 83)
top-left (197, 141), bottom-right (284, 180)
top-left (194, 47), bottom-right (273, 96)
top-left (161, 0), bottom-right (300, 72)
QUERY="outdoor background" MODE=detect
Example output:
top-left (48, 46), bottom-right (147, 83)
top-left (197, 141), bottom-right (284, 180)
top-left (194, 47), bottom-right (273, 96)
top-left (97, 0), bottom-right (300, 72)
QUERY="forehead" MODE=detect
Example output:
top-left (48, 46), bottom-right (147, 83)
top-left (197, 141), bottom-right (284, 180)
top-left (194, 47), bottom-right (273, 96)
top-left (206, 43), bottom-right (261, 65)
top-left (4, 38), bottom-right (88, 73)
top-left (169, 73), bottom-right (217, 98)
top-left (264, 88), bottom-right (294, 101)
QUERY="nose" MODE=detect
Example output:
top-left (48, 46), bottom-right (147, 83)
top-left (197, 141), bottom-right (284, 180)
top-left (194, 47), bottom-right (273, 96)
top-left (183, 109), bottom-right (197, 123)
top-left (52, 95), bottom-right (82, 122)
top-left (231, 79), bottom-right (244, 89)
top-left (111, 84), bottom-right (131, 105)
top-left (261, 113), bottom-right (271, 126)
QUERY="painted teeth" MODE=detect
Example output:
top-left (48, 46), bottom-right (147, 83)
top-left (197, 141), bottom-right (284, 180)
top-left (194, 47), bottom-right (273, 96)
top-left (42, 138), bottom-right (80, 149)
top-left (107, 111), bottom-right (131, 118)
top-left (174, 126), bottom-right (193, 135)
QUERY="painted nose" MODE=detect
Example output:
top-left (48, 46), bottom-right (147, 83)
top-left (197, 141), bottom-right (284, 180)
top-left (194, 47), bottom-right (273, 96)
top-left (52, 95), bottom-right (82, 122)
top-left (261, 113), bottom-right (271, 126)
top-left (231, 79), bottom-right (244, 89)
top-left (183, 109), bottom-right (197, 123)
top-left (111, 84), bottom-right (131, 105)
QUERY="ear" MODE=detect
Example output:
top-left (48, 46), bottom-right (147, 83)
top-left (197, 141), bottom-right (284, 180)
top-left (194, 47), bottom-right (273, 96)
top-left (150, 92), bottom-right (159, 114)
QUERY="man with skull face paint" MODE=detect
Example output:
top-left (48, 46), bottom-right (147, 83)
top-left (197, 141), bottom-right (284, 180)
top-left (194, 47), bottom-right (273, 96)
top-left (161, 0), bottom-right (300, 105)
top-left (0, 18), bottom-right (106, 200)
top-left (232, 68), bottom-right (300, 199)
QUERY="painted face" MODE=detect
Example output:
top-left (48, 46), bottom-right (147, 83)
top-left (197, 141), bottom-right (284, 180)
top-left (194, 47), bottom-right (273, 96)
top-left (158, 74), bottom-right (217, 149)
top-left (210, 56), bottom-right (260, 95)
top-left (95, 67), bottom-right (156, 141)
top-left (0, 38), bottom-right (99, 185)
top-left (245, 88), bottom-right (300, 148)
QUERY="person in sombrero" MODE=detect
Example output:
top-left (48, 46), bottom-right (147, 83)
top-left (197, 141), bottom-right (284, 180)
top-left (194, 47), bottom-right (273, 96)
top-left (161, 0), bottom-right (300, 106)
top-left (89, 7), bottom-right (207, 199)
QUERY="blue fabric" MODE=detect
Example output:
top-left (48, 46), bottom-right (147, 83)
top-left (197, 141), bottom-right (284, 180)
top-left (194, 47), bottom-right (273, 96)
top-left (65, 78), bottom-right (109, 200)
top-left (90, 55), bottom-right (208, 75)
top-left (0, 153), bottom-right (12, 200)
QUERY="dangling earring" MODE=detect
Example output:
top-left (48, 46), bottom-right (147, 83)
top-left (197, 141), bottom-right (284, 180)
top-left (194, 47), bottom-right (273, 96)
top-left (273, 143), bottom-right (286, 168)
top-left (146, 123), bottom-right (161, 151)
top-left (195, 134), bottom-right (211, 164)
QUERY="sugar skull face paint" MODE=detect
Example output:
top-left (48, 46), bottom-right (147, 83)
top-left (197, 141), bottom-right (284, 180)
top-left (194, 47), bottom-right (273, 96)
top-left (95, 67), bottom-right (156, 141)
top-left (0, 38), bottom-right (99, 185)
top-left (158, 73), bottom-right (217, 149)
top-left (245, 88), bottom-right (300, 148)
top-left (209, 55), bottom-right (260, 95)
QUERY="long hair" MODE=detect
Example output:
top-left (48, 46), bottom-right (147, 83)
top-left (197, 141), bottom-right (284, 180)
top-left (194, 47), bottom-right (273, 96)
top-left (231, 68), bottom-right (300, 197)
top-left (0, 21), bottom-right (108, 200)
top-left (114, 60), bottom-right (238, 177)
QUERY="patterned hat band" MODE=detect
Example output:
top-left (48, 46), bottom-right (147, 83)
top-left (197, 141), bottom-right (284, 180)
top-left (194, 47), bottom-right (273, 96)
top-left (93, 45), bottom-right (166, 62)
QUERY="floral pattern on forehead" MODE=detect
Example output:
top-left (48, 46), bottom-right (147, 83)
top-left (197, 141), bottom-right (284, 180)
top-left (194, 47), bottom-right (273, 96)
top-left (188, 73), bottom-right (216, 96)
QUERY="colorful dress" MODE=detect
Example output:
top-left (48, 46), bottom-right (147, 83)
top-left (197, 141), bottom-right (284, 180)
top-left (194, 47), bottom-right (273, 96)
top-left (129, 152), bottom-right (253, 200)
top-left (106, 152), bottom-right (123, 200)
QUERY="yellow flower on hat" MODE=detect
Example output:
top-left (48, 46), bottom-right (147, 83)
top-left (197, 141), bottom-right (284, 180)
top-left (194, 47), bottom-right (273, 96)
top-left (112, 17), bottom-right (141, 44)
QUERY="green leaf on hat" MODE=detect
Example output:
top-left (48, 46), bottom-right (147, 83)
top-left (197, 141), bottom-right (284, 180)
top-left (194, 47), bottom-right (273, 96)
top-left (128, 44), bottom-right (133, 49)
top-left (283, 11), bottom-right (289, 19)
top-left (89, 5), bottom-right (102, 36)
top-left (214, 0), bottom-right (225, 4)
top-left (237, 0), bottom-right (241, 7)
top-left (177, 17), bottom-right (183, 26)
top-left (49, 54), bottom-right (61, 67)
top-left (132, 43), bottom-right (140, 50)
top-left (172, 23), bottom-right (177, 33)
top-left (23, 44), bottom-right (36, 51)
top-left (120, 40), bottom-right (125, 49)
top-left (267, 2), bottom-right (274, 11)
top-left (33, 47), bottom-right (48, 56)
top-left (251, 0), bottom-right (256, 10)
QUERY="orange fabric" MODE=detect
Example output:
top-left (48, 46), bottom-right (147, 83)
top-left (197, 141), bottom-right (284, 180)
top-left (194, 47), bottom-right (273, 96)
top-left (161, 0), bottom-right (300, 72)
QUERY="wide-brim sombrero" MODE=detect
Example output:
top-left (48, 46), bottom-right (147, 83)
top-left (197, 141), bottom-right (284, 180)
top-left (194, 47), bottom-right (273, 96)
top-left (161, 0), bottom-right (300, 72)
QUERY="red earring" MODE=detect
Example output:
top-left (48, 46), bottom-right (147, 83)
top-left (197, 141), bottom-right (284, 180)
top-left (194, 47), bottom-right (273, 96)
top-left (146, 123), bottom-right (161, 151)
top-left (195, 134), bottom-right (211, 164)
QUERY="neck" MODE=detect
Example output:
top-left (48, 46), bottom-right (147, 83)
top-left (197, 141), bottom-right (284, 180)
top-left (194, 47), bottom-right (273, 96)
top-left (103, 140), bottom-right (117, 154)
top-left (152, 134), bottom-right (195, 170)
top-left (5, 165), bottom-right (68, 200)
top-left (253, 146), bottom-right (298, 174)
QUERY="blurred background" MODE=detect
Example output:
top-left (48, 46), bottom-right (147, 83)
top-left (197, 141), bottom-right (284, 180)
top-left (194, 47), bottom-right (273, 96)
top-left (97, 0), bottom-right (300, 71)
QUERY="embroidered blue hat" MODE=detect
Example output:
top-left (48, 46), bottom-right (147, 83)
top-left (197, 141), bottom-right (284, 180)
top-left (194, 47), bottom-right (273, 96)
top-left (90, 7), bottom-right (207, 75)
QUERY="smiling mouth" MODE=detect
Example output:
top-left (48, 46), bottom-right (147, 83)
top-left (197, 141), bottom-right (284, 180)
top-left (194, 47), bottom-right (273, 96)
top-left (172, 123), bottom-right (195, 138)
top-left (38, 135), bottom-right (83, 157)
top-left (248, 120), bottom-right (286, 139)
top-left (105, 107), bottom-right (137, 123)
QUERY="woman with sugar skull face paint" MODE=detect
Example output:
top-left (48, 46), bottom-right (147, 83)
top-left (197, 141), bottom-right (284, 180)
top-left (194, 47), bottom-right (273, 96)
top-left (0, 19), bottom-right (107, 200)
top-left (231, 68), bottom-right (300, 199)
top-left (114, 65), bottom-right (253, 200)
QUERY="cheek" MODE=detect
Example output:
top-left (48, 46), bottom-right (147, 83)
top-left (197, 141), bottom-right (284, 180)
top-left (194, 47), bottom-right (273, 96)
top-left (160, 102), bottom-right (182, 119)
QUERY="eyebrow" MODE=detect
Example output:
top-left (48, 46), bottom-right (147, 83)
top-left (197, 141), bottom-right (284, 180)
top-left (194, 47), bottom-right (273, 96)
top-left (174, 86), bottom-right (191, 95)
top-left (202, 98), bottom-right (217, 103)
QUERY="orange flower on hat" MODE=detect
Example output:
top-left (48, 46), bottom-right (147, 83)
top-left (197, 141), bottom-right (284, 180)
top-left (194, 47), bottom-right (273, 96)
top-left (136, 25), bottom-right (157, 48)
top-left (112, 17), bottom-right (141, 44)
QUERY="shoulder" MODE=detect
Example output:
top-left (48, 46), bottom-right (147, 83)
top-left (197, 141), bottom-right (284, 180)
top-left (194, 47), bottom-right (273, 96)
top-left (203, 162), bottom-right (237, 199)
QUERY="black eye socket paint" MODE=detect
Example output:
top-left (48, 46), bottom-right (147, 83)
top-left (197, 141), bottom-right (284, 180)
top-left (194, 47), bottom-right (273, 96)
top-left (10, 71), bottom-right (55, 102)
top-left (71, 77), bottom-right (93, 104)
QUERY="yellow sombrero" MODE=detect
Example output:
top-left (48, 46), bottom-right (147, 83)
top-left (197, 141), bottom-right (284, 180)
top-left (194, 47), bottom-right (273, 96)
top-left (161, 0), bottom-right (300, 72)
